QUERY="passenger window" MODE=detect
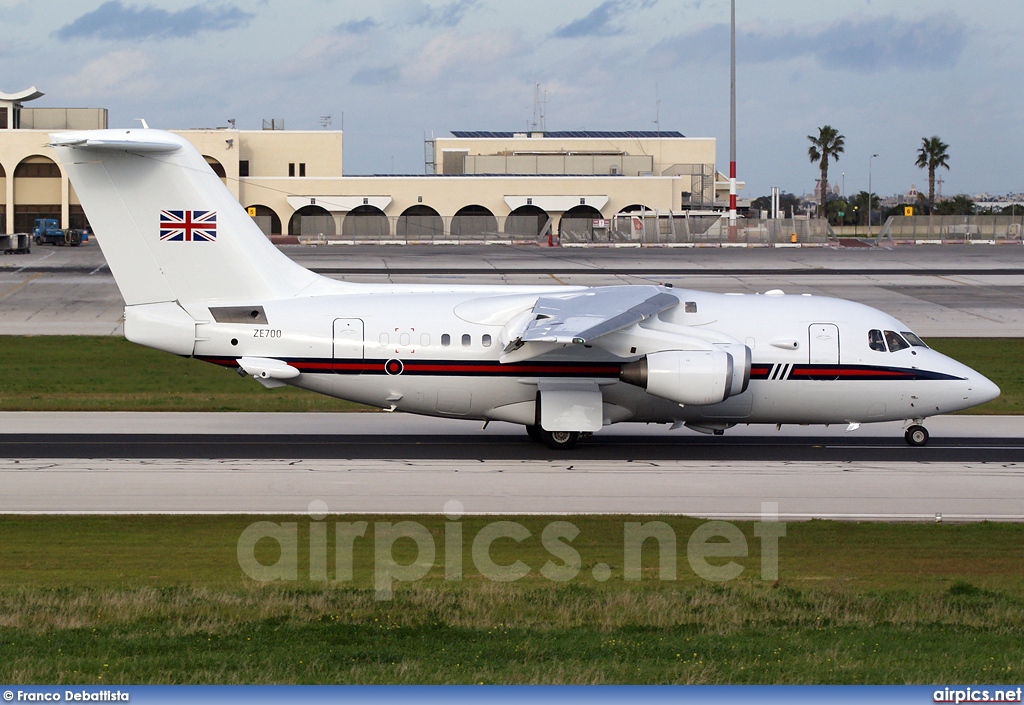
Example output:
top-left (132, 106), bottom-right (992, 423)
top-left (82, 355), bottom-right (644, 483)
top-left (482, 334), bottom-right (492, 347)
top-left (462, 334), bottom-right (471, 347)
top-left (421, 333), bottom-right (430, 347)
top-left (868, 329), bottom-right (886, 352)
top-left (901, 331), bottom-right (928, 348)
top-left (884, 330), bottom-right (909, 352)
top-left (685, 302), bottom-right (697, 313)
top-left (379, 333), bottom-right (389, 346)
top-left (400, 333), bottom-right (410, 346)
top-left (441, 334), bottom-right (450, 347)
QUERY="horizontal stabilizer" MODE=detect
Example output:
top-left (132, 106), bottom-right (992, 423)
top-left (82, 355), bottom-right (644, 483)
top-left (49, 135), bottom-right (181, 153)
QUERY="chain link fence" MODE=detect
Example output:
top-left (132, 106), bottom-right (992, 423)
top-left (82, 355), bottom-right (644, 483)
top-left (879, 215), bottom-right (1024, 243)
top-left (294, 214), bottom-right (554, 244)
top-left (559, 215), bottom-right (833, 245)
top-left (289, 213), bottom-right (835, 246)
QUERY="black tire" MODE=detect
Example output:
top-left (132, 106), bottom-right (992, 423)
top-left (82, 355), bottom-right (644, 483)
top-left (536, 428), bottom-right (580, 450)
top-left (905, 425), bottom-right (929, 447)
top-left (525, 424), bottom-right (543, 443)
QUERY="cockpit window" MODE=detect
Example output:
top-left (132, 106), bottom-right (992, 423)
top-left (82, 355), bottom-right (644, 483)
top-left (868, 329), bottom-right (886, 352)
top-left (901, 331), bottom-right (928, 348)
top-left (884, 330), bottom-right (910, 352)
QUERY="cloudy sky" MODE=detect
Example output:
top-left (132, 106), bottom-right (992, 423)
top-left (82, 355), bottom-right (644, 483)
top-left (3, 0), bottom-right (1021, 198)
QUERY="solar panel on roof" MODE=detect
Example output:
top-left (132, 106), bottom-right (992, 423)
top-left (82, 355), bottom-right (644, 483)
top-left (450, 130), bottom-right (685, 138)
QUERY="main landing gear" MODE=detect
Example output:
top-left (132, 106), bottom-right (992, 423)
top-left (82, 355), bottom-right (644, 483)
top-left (904, 424), bottom-right (929, 447)
top-left (526, 425), bottom-right (581, 450)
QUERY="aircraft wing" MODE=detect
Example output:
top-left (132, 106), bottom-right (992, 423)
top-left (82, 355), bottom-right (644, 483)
top-left (507, 286), bottom-right (679, 349)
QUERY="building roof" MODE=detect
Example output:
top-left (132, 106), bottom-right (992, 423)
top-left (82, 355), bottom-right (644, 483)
top-left (0, 87), bottom-right (44, 103)
top-left (449, 130), bottom-right (685, 139)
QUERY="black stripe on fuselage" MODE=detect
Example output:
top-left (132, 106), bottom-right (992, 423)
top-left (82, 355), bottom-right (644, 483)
top-left (197, 356), bottom-right (622, 377)
top-left (199, 356), bottom-right (963, 382)
top-left (750, 364), bottom-right (962, 382)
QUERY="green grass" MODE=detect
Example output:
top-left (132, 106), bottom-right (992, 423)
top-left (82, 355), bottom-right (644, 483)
top-left (1, 515), bottom-right (1023, 683)
top-left (929, 338), bottom-right (1024, 414)
top-left (0, 335), bottom-right (1020, 413)
top-left (0, 336), bottom-right (366, 412)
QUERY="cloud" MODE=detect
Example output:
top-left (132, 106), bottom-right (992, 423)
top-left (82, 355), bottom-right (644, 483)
top-left (814, 15), bottom-right (967, 72)
top-left (406, 30), bottom-right (527, 82)
top-left (553, 0), bottom-right (655, 39)
top-left (58, 49), bottom-right (155, 98)
top-left (341, 29), bottom-right (527, 87)
top-left (406, 0), bottom-right (479, 28)
top-left (652, 13), bottom-right (968, 73)
top-left (335, 17), bottom-right (378, 35)
top-left (53, 1), bottom-right (254, 41)
top-left (351, 64), bottom-right (401, 86)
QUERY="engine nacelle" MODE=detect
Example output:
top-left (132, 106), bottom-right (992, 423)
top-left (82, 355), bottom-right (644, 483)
top-left (716, 342), bottom-right (752, 397)
top-left (620, 349), bottom-right (737, 406)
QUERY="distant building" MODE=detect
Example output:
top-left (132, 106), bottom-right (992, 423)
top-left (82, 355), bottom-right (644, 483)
top-left (0, 87), bottom-right (745, 240)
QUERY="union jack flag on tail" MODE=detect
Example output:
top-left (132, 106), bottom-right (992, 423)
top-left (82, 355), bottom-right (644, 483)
top-left (159, 210), bottom-right (217, 241)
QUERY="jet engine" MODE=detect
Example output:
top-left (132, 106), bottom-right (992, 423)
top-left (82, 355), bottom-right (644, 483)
top-left (620, 347), bottom-right (750, 405)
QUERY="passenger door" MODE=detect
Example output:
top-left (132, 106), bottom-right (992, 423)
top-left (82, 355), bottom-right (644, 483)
top-left (808, 323), bottom-right (840, 365)
top-left (333, 318), bottom-right (364, 372)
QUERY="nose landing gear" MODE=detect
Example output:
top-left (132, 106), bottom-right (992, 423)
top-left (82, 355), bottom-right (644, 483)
top-left (904, 424), bottom-right (929, 447)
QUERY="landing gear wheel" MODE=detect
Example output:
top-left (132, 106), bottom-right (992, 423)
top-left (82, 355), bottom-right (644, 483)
top-left (905, 425), bottom-right (929, 447)
top-left (526, 425), bottom-right (580, 450)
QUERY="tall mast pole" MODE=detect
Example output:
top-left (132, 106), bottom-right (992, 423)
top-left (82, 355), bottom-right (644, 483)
top-left (729, 0), bottom-right (737, 225)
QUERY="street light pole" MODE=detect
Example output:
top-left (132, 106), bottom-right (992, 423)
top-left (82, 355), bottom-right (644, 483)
top-left (728, 0), bottom-right (737, 227)
top-left (868, 153), bottom-right (878, 235)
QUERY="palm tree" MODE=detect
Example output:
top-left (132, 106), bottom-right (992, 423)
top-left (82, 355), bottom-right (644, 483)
top-left (808, 126), bottom-right (845, 218)
top-left (915, 136), bottom-right (950, 213)
top-left (852, 190), bottom-right (879, 224)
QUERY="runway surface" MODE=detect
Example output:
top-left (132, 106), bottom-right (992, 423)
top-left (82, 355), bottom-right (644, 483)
top-left (3, 244), bottom-right (1024, 336)
top-left (1, 413), bottom-right (1022, 520)
top-left (3, 245), bottom-right (1022, 519)
top-left (3, 457), bottom-right (1021, 520)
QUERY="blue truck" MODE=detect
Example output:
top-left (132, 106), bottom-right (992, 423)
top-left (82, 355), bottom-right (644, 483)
top-left (32, 218), bottom-right (87, 246)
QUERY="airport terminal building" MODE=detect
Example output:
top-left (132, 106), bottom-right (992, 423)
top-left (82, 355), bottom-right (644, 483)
top-left (0, 88), bottom-right (741, 243)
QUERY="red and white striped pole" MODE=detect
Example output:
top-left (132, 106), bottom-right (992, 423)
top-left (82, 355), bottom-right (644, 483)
top-left (728, 0), bottom-right (737, 238)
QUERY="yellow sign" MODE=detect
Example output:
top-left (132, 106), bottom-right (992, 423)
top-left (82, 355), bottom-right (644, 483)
top-left (247, 207), bottom-right (257, 217)
top-left (904, 206), bottom-right (913, 217)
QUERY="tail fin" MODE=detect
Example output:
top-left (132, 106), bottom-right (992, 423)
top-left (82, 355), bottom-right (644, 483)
top-left (51, 129), bottom-right (322, 306)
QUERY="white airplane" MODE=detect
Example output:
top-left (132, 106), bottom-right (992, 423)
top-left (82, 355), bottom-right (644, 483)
top-left (51, 129), bottom-right (999, 448)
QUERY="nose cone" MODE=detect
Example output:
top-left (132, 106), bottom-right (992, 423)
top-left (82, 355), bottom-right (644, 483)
top-left (929, 349), bottom-right (1000, 412)
top-left (970, 372), bottom-right (1000, 406)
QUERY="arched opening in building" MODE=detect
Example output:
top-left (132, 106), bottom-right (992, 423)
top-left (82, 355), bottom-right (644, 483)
top-left (289, 204), bottom-right (335, 237)
top-left (558, 205), bottom-right (604, 240)
top-left (451, 205), bottom-right (497, 239)
top-left (203, 155), bottom-right (227, 180)
top-left (246, 204), bottom-right (282, 237)
top-left (504, 204), bottom-right (550, 240)
top-left (397, 204), bottom-right (443, 240)
top-left (615, 204), bottom-right (655, 241)
top-left (342, 205), bottom-right (390, 239)
top-left (0, 162), bottom-right (6, 234)
top-left (68, 185), bottom-right (92, 232)
top-left (14, 155), bottom-right (62, 233)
